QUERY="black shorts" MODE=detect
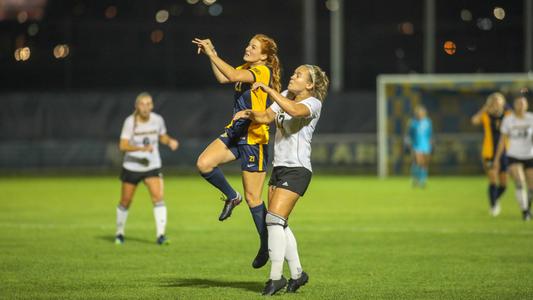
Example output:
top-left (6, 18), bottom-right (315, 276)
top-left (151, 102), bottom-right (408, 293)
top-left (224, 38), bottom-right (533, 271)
top-left (268, 166), bottom-right (312, 196)
top-left (120, 168), bottom-right (162, 185)
top-left (507, 157), bottom-right (533, 169)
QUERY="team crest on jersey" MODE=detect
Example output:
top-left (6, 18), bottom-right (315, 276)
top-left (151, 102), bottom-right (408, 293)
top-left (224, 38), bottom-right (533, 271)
top-left (251, 67), bottom-right (261, 76)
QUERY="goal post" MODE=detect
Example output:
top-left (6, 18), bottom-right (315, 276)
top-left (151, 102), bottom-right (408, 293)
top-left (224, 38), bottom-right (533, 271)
top-left (377, 73), bottom-right (533, 178)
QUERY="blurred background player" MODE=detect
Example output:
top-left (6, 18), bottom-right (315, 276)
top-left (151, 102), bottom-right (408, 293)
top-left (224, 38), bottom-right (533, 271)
top-left (115, 92), bottom-right (179, 245)
top-left (234, 64), bottom-right (329, 295)
top-left (405, 105), bottom-right (433, 188)
top-left (471, 92), bottom-right (510, 216)
top-left (494, 94), bottom-right (533, 221)
top-left (193, 34), bottom-right (282, 268)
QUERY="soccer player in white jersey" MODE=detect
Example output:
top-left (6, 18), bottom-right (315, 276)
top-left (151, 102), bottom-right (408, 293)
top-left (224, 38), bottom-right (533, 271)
top-left (494, 95), bottom-right (533, 221)
top-left (115, 92), bottom-right (179, 245)
top-left (233, 65), bottom-right (329, 295)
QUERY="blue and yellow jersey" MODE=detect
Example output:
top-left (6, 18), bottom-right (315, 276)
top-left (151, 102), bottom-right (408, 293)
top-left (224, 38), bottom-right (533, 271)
top-left (225, 64), bottom-right (272, 145)
top-left (481, 109), bottom-right (511, 159)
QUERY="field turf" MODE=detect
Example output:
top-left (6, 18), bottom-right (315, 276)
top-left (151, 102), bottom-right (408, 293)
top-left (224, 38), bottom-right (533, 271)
top-left (1, 176), bottom-right (532, 299)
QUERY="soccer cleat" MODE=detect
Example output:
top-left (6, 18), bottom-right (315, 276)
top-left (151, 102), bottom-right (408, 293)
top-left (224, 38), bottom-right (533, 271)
top-left (522, 210), bottom-right (531, 222)
top-left (261, 276), bottom-right (287, 296)
top-left (156, 235), bottom-right (170, 245)
top-left (252, 248), bottom-right (269, 269)
top-left (115, 234), bottom-right (124, 245)
top-left (490, 202), bottom-right (501, 217)
top-left (286, 271), bottom-right (309, 293)
top-left (218, 192), bottom-right (242, 221)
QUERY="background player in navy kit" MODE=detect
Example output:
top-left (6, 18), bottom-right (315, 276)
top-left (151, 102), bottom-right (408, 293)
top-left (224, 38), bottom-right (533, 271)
top-left (471, 92), bottom-right (510, 216)
top-left (234, 64), bottom-right (329, 295)
top-left (193, 34), bottom-right (282, 268)
top-left (115, 92), bottom-right (179, 245)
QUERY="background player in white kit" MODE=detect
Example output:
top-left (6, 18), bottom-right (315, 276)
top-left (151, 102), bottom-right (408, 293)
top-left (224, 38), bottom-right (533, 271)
top-left (234, 64), bottom-right (329, 295)
top-left (494, 94), bottom-right (533, 221)
top-left (115, 92), bottom-right (179, 244)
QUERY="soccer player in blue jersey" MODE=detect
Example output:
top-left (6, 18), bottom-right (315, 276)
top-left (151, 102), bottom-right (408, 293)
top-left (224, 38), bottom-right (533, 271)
top-left (406, 105), bottom-right (433, 187)
top-left (193, 34), bottom-right (282, 268)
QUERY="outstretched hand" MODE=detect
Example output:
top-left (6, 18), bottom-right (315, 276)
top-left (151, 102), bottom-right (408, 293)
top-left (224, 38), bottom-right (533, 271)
top-left (192, 38), bottom-right (216, 56)
top-left (252, 82), bottom-right (268, 92)
top-left (168, 139), bottom-right (179, 151)
top-left (233, 110), bottom-right (251, 121)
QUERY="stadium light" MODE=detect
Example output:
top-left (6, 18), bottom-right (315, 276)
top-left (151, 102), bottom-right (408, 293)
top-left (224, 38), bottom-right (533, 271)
top-left (493, 7), bottom-right (505, 20)
top-left (105, 6), bottom-right (117, 19)
top-left (155, 10), bottom-right (169, 23)
top-left (14, 47), bottom-right (30, 61)
top-left (460, 9), bottom-right (472, 21)
top-left (208, 4), bottom-right (222, 16)
top-left (27, 23), bottom-right (38, 36)
top-left (53, 44), bottom-right (70, 59)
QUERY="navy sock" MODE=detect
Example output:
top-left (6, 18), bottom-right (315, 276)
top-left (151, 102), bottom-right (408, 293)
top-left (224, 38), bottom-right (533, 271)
top-left (488, 184), bottom-right (498, 207)
top-left (496, 185), bottom-right (506, 200)
top-left (200, 167), bottom-right (237, 200)
top-left (250, 202), bottom-right (268, 251)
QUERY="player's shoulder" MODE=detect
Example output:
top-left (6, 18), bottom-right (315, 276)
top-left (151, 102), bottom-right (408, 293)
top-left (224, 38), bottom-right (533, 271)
top-left (302, 96), bottom-right (322, 107)
top-left (249, 64), bottom-right (271, 78)
top-left (124, 115), bottom-right (134, 124)
top-left (151, 112), bottom-right (163, 120)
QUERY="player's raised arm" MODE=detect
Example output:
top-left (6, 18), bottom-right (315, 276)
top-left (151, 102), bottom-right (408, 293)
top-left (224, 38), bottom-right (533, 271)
top-left (252, 82), bottom-right (311, 118)
top-left (193, 37), bottom-right (255, 83)
top-left (233, 108), bottom-right (276, 125)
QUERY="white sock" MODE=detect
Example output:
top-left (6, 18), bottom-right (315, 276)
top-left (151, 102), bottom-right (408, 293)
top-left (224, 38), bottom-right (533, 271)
top-left (515, 188), bottom-right (528, 210)
top-left (284, 226), bottom-right (303, 280)
top-left (153, 201), bottom-right (167, 237)
top-left (267, 224), bottom-right (286, 280)
top-left (116, 205), bottom-right (128, 236)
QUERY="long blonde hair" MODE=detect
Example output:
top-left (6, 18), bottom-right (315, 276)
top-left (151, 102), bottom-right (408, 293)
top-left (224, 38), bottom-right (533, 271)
top-left (304, 65), bottom-right (329, 101)
top-left (243, 34), bottom-right (282, 92)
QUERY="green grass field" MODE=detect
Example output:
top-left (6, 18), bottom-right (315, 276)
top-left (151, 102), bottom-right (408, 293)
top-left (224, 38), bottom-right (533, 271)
top-left (1, 176), bottom-right (533, 299)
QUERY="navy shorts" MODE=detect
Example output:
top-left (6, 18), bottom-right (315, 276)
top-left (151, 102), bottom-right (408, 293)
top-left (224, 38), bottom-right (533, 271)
top-left (120, 168), bottom-right (162, 185)
top-left (483, 155), bottom-right (509, 172)
top-left (219, 134), bottom-right (268, 172)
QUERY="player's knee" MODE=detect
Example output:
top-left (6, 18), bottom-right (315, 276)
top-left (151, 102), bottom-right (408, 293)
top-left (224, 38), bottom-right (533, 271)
top-left (266, 211), bottom-right (287, 228)
top-left (515, 182), bottom-right (524, 190)
top-left (120, 198), bottom-right (132, 209)
top-left (197, 157), bottom-right (216, 173)
top-left (244, 192), bottom-right (262, 206)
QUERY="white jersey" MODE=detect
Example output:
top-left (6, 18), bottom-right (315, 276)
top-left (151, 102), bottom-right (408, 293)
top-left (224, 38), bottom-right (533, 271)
top-left (270, 91), bottom-right (322, 172)
top-left (500, 112), bottom-right (533, 159)
top-left (120, 112), bottom-right (167, 172)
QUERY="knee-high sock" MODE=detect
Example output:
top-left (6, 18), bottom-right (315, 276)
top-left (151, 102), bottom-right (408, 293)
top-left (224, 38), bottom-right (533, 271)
top-left (488, 184), bottom-right (498, 207)
top-left (153, 201), bottom-right (167, 237)
top-left (284, 226), bottom-right (303, 280)
top-left (250, 203), bottom-right (268, 251)
top-left (496, 185), bottom-right (506, 200)
top-left (419, 167), bottom-right (428, 184)
top-left (200, 167), bottom-right (237, 200)
top-left (528, 189), bottom-right (533, 209)
top-left (515, 188), bottom-right (529, 211)
top-left (267, 212), bottom-right (287, 280)
top-left (411, 164), bottom-right (420, 181)
top-left (116, 205), bottom-right (128, 236)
